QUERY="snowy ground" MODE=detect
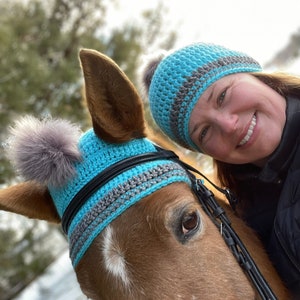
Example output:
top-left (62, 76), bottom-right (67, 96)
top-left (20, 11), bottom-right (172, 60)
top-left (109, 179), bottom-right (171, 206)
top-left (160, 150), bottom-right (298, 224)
top-left (14, 250), bottom-right (87, 300)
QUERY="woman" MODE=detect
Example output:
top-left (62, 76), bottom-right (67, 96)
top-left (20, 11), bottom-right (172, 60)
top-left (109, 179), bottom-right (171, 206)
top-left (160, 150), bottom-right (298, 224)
top-left (142, 42), bottom-right (300, 295)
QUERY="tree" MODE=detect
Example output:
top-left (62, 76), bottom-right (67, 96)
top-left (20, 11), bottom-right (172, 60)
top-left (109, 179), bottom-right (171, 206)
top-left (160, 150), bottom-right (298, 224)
top-left (265, 27), bottom-right (300, 68)
top-left (0, 0), bottom-right (177, 184)
top-left (0, 216), bottom-right (66, 299)
top-left (0, 0), bottom-right (177, 296)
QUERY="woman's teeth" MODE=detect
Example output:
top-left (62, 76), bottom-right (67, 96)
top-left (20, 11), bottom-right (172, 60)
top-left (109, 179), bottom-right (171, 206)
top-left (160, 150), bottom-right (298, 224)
top-left (239, 115), bottom-right (256, 146)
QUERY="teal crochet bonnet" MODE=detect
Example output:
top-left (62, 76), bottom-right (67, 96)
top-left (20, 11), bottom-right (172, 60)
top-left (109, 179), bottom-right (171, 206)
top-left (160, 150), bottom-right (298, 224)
top-left (147, 43), bottom-right (262, 151)
top-left (8, 116), bottom-right (191, 268)
top-left (49, 129), bottom-right (191, 267)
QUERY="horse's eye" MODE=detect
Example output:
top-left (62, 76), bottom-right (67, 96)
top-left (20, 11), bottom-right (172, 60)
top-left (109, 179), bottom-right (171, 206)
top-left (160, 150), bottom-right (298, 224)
top-left (181, 211), bottom-right (200, 238)
top-left (182, 212), bottom-right (198, 233)
top-left (169, 206), bottom-right (202, 244)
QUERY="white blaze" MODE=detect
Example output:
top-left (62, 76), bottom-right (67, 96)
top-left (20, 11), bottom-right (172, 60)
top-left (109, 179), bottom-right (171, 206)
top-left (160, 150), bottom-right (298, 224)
top-left (102, 225), bottom-right (130, 287)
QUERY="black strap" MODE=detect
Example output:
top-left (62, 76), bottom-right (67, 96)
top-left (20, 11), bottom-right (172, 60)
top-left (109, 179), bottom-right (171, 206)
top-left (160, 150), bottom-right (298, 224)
top-left (190, 178), bottom-right (277, 300)
top-left (168, 152), bottom-right (238, 210)
top-left (62, 148), bottom-right (179, 234)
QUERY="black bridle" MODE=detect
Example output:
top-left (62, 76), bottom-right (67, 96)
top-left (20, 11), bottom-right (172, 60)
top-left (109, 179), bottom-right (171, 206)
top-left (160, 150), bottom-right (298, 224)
top-left (62, 146), bottom-right (277, 300)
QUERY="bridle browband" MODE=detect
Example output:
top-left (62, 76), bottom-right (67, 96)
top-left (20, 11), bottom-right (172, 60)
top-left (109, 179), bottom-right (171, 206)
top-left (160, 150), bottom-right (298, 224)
top-left (62, 146), bottom-right (277, 300)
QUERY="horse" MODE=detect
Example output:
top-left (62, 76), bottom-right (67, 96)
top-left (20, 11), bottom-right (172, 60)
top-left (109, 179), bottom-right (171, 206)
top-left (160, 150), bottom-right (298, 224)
top-left (0, 49), bottom-right (289, 299)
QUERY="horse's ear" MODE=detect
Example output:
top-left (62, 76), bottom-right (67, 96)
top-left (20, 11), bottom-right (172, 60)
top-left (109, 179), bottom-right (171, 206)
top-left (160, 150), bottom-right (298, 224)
top-left (79, 49), bottom-right (146, 143)
top-left (0, 182), bottom-right (60, 223)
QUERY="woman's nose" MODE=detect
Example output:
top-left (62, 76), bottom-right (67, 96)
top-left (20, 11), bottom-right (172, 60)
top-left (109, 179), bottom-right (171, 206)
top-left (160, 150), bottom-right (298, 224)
top-left (215, 113), bottom-right (238, 134)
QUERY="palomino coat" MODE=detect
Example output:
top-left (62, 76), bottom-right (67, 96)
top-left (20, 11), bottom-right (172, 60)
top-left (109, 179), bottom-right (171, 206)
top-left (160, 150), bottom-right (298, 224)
top-left (236, 96), bottom-right (300, 294)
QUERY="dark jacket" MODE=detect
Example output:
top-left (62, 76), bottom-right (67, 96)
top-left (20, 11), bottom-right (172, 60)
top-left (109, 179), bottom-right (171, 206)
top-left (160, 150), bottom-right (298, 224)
top-left (237, 96), bottom-right (300, 294)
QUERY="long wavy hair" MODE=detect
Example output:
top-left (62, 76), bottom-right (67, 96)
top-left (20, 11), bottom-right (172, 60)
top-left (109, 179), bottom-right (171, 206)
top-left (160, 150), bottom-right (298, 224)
top-left (215, 72), bottom-right (300, 200)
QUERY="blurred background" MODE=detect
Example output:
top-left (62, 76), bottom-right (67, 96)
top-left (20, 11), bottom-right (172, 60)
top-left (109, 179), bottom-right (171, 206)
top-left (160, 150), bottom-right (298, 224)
top-left (1, 0), bottom-right (300, 299)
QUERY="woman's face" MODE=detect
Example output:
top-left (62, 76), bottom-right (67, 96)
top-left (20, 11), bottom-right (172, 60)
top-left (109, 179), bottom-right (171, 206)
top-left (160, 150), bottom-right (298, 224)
top-left (188, 73), bottom-right (286, 165)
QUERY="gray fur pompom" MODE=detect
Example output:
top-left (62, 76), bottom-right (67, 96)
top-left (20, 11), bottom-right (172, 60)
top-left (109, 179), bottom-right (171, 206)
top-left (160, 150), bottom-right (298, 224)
top-left (140, 51), bottom-right (166, 96)
top-left (7, 116), bottom-right (82, 187)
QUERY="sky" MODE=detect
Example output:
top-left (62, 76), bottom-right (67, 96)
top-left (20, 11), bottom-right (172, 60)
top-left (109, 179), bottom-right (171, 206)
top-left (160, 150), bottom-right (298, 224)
top-left (106, 0), bottom-right (300, 67)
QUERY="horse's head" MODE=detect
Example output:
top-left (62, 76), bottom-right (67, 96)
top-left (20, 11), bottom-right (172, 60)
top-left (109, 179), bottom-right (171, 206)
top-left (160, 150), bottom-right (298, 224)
top-left (0, 49), bottom-right (267, 299)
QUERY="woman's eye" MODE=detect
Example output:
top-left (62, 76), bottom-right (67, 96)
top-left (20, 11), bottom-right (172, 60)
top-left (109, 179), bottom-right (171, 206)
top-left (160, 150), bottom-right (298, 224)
top-left (217, 89), bottom-right (227, 106)
top-left (200, 126), bottom-right (209, 142)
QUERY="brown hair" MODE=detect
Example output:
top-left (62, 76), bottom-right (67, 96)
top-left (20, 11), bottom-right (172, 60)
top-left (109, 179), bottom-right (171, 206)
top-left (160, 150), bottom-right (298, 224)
top-left (215, 72), bottom-right (300, 198)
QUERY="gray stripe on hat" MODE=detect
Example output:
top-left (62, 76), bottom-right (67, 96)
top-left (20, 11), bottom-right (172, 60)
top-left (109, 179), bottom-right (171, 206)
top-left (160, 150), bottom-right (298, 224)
top-left (69, 162), bottom-right (189, 262)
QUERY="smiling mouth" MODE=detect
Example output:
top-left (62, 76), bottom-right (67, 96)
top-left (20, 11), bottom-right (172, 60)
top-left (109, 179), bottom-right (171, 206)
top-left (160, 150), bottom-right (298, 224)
top-left (238, 115), bottom-right (256, 146)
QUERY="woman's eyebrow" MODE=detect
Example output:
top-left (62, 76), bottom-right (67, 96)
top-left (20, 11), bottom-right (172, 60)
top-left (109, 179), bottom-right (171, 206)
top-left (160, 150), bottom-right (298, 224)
top-left (207, 85), bottom-right (215, 103)
top-left (190, 123), bottom-right (200, 136)
top-left (190, 84), bottom-right (216, 136)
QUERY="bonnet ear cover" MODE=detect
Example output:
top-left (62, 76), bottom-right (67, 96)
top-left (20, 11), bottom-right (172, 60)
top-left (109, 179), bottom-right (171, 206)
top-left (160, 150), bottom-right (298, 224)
top-left (8, 116), bottom-right (82, 188)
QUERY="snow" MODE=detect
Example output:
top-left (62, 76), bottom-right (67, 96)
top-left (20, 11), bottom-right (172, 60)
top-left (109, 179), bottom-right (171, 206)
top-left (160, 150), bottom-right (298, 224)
top-left (14, 251), bottom-right (87, 300)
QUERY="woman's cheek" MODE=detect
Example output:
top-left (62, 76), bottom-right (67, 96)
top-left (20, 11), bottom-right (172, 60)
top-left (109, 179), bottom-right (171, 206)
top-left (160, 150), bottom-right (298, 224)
top-left (204, 140), bottom-right (231, 160)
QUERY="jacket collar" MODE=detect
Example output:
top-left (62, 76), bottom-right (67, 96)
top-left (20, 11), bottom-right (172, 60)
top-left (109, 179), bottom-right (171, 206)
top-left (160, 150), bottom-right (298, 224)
top-left (258, 95), bottom-right (300, 182)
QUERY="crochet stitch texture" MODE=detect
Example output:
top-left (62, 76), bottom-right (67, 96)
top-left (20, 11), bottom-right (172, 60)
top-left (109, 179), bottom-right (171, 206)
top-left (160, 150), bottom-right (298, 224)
top-left (148, 43), bottom-right (262, 151)
top-left (49, 129), bottom-right (191, 266)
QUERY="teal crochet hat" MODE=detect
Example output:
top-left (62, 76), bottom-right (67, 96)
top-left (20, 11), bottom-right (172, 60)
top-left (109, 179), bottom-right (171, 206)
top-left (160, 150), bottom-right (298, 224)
top-left (52, 129), bottom-right (191, 267)
top-left (8, 116), bottom-right (191, 267)
top-left (146, 43), bottom-right (262, 151)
